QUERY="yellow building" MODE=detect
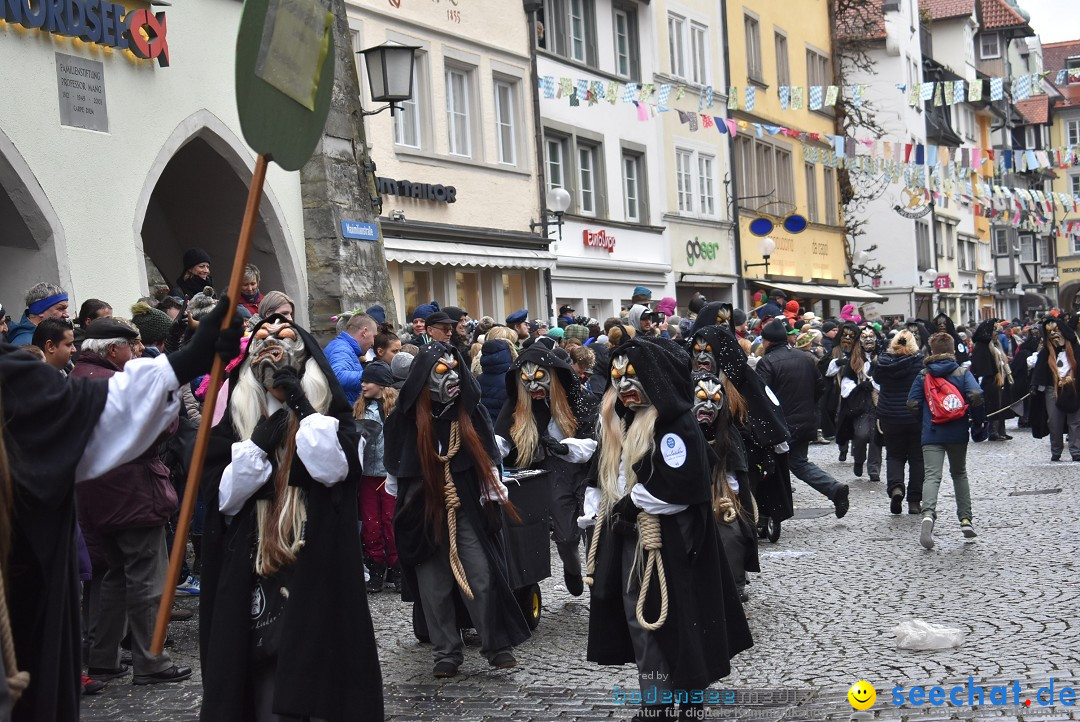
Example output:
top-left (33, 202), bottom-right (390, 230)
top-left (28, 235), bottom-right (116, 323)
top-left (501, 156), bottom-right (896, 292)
top-left (725, 0), bottom-right (857, 313)
top-left (1045, 39), bottom-right (1080, 312)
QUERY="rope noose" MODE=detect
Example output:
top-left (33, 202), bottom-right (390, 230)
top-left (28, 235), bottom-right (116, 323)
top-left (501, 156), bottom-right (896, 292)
top-left (634, 512), bottom-right (669, 632)
top-left (0, 572), bottom-right (30, 703)
top-left (582, 504), bottom-right (606, 587)
top-left (714, 495), bottom-right (738, 524)
top-left (437, 422), bottom-right (474, 600)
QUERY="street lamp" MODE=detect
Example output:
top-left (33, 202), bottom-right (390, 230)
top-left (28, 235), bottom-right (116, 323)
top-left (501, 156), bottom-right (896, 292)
top-left (530, 187), bottom-right (572, 241)
top-left (744, 236), bottom-right (776, 274)
top-left (923, 267), bottom-right (939, 315)
top-left (358, 42), bottom-right (419, 116)
top-left (982, 271), bottom-right (997, 292)
top-left (853, 250), bottom-right (869, 267)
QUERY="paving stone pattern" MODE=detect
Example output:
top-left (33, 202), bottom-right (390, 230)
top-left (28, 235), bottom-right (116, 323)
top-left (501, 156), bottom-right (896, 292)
top-left (82, 420), bottom-right (1080, 721)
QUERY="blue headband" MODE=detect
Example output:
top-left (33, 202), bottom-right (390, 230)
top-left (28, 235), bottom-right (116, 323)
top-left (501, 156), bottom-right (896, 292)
top-left (28, 293), bottom-right (68, 316)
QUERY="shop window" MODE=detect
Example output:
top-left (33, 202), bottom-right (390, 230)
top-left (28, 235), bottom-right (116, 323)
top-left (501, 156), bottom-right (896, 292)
top-left (456, 271), bottom-right (481, 313)
top-left (403, 268), bottom-right (434, 319)
top-left (612, 4), bottom-right (640, 80)
top-left (503, 272), bottom-right (526, 316)
top-left (804, 162), bottom-right (819, 223)
top-left (494, 78), bottom-right (518, 166)
top-left (745, 14), bottom-right (762, 83)
top-left (445, 64), bottom-right (474, 157)
top-left (775, 31), bottom-right (789, 88)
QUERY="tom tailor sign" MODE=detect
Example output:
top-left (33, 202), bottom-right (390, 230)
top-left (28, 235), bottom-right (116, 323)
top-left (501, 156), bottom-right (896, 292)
top-left (1, 0), bottom-right (170, 67)
top-left (376, 176), bottom-right (457, 203)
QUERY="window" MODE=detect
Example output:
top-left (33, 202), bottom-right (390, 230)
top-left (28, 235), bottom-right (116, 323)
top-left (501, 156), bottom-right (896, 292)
top-left (545, 135), bottom-right (567, 190)
top-left (734, 137), bottom-right (754, 199)
top-left (775, 149), bottom-right (794, 205)
top-left (503, 272), bottom-right (526, 315)
top-left (775, 32), bottom-right (789, 87)
top-left (403, 268), bottom-right (434, 319)
top-left (980, 33), bottom-right (1000, 59)
top-left (745, 15), bottom-right (762, 82)
top-left (676, 149), bottom-right (694, 212)
top-left (945, 223), bottom-right (955, 260)
top-left (806, 49), bottom-right (831, 93)
top-left (1071, 175), bottom-right (1080, 196)
top-left (1067, 120), bottom-right (1080, 147)
top-left (393, 61), bottom-right (421, 148)
top-left (916, 222), bottom-right (932, 270)
top-left (1019, 234), bottom-right (1035, 262)
top-left (697, 154), bottom-right (716, 216)
top-left (1025, 125), bottom-right (1037, 150)
top-left (668, 14), bottom-right (686, 79)
top-left (538, 0), bottom-right (595, 65)
top-left (456, 271), bottom-right (480, 312)
top-left (805, 162), bottom-right (819, 223)
top-left (1039, 237), bottom-right (1050, 264)
top-left (993, 228), bottom-right (1010, 256)
top-left (623, 153), bottom-right (643, 222)
top-left (445, 67), bottom-right (472, 157)
top-left (1073, 235), bottom-right (1080, 255)
top-left (690, 22), bottom-right (709, 86)
top-left (962, 107), bottom-right (976, 142)
top-left (823, 166), bottom-right (837, 225)
top-left (613, 7), bottom-right (640, 79)
top-left (577, 143), bottom-right (598, 215)
top-left (958, 238), bottom-right (977, 271)
top-left (1069, 57), bottom-right (1080, 84)
top-left (494, 79), bottom-right (517, 165)
top-left (568, 0), bottom-right (587, 62)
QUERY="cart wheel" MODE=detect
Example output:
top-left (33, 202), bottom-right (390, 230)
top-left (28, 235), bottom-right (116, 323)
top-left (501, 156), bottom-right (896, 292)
top-left (516, 584), bottom-right (542, 630)
top-left (766, 517), bottom-right (781, 543)
top-left (412, 601), bottom-right (430, 643)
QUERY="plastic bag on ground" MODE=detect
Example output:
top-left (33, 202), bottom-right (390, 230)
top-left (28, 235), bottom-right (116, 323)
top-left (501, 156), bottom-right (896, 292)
top-left (892, 618), bottom-right (965, 650)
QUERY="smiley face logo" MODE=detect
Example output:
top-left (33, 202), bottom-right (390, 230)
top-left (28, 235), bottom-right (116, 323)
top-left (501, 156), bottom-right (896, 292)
top-left (847, 680), bottom-right (876, 710)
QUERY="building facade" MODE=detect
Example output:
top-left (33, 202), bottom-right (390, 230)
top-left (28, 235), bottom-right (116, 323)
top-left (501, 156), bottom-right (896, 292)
top-left (1044, 39), bottom-right (1080, 314)
top-left (348, 1), bottom-right (550, 325)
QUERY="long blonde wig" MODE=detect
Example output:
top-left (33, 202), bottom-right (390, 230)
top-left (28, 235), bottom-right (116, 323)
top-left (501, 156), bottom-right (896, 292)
top-left (230, 359), bottom-right (333, 576)
top-left (509, 371), bottom-right (578, 468)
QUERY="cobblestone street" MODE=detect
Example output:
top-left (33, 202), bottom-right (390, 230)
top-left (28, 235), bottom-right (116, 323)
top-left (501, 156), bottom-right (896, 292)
top-left (82, 419), bottom-right (1080, 721)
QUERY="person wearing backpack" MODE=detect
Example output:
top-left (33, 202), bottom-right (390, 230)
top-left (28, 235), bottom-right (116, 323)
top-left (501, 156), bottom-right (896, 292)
top-left (906, 332), bottom-right (987, 549)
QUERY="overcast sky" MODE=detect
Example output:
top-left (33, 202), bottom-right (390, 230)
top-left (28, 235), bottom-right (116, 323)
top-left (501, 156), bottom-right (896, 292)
top-left (1021, 0), bottom-right (1080, 44)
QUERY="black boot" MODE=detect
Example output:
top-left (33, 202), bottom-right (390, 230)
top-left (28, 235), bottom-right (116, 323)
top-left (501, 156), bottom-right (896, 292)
top-left (384, 564), bottom-right (402, 593)
top-left (366, 562), bottom-right (386, 594)
top-left (191, 533), bottom-right (203, 577)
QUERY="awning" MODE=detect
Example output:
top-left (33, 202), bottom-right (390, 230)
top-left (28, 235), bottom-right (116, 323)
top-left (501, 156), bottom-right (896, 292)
top-left (751, 279), bottom-right (887, 302)
top-left (680, 273), bottom-right (740, 285)
top-left (383, 238), bottom-right (556, 271)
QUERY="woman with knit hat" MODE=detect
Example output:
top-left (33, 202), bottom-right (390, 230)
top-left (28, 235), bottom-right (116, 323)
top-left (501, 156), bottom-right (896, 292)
top-left (130, 302), bottom-right (172, 358)
top-left (172, 248), bottom-right (214, 300)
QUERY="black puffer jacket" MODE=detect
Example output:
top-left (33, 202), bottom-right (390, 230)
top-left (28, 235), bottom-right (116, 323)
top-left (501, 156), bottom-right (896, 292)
top-left (477, 339), bottom-right (513, 422)
top-left (872, 350), bottom-right (924, 424)
top-left (755, 342), bottom-right (823, 442)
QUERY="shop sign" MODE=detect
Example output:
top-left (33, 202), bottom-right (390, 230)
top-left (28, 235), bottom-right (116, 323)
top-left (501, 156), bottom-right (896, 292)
top-left (1039, 267), bottom-right (1057, 281)
top-left (583, 229), bottom-right (615, 253)
top-left (56, 52), bottom-right (107, 132)
top-left (894, 188), bottom-right (931, 219)
top-left (1, 1), bottom-right (170, 67)
top-left (341, 220), bottom-right (378, 240)
top-left (685, 237), bottom-right (719, 267)
top-left (934, 274), bottom-right (952, 289)
top-left (376, 176), bottom-right (457, 203)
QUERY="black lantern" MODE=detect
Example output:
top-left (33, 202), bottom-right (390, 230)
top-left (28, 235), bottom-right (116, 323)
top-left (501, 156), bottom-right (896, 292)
top-left (358, 42), bottom-right (419, 116)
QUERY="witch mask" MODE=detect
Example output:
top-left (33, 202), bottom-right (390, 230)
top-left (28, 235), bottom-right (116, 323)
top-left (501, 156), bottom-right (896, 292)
top-left (691, 337), bottom-right (715, 374)
top-left (692, 377), bottom-right (725, 427)
top-left (519, 361), bottom-right (551, 400)
top-left (1046, 321), bottom-right (1064, 351)
top-left (428, 353), bottom-right (461, 405)
top-left (611, 354), bottom-right (651, 408)
top-left (249, 319), bottom-right (308, 390)
top-left (860, 328), bottom-right (877, 352)
top-left (839, 326), bottom-right (858, 353)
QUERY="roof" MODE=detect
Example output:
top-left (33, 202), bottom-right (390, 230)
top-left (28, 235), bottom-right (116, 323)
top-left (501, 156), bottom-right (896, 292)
top-left (1043, 39), bottom-right (1080, 108)
top-left (919, 0), bottom-right (975, 21)
top-left (976, 0), bottom-right (1031, 30)
top-left (1015, 95), bottom-right (1048, 124)
top-left (835, 0), bottom-right (886, 42)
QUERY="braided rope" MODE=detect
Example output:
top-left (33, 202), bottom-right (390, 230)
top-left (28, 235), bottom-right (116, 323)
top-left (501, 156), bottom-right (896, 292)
top-left (437, 422), bottom-right (473, 600)
top-left (634, 512), bottom-right (668, 632)
top-left (0, 572), bottom-right (29, 703)
top-left (582, 504), bottom-right (606, 587)
top-left (714, 496), bottom-right (738, 524)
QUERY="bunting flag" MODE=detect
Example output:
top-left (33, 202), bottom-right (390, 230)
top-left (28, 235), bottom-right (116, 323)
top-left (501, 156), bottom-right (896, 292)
top-left (908, 85), bottom-right (920, 107)
top-left (779, 85), bottom-right (790, 111)
top-left (728, 87), bottom-right (738, 109)
top-left (636, 102), bottom-right (649, 121)
top-left (575, 79), bottom-right (589, 101)
top-left (809, 85), bottom-right (823, 110)
top-left (825, 85), bottom-right (839, 106)
top-left (558, 77), bottom-right (572, 97)
top-left (1015, 73), bottom-right (1032, 101)
top-left (623, 83), bottom-right (639, 103)
top-left (791, 86), bottom-right (804, 110)
top-left (990, 77), bottom-right (1004, 101)
top-left (944, 81), bottom-right (954, 105)
top-left (541, 76), bottom-right (556, 98)
top-left (657, 83), bottom-right (672, 105)
top-left (1058, 69), bottom-right (1068, 85)
top-left (934, 82), bottom-right (944, 107)
top-left (968, 79), bottom-right (983, 102)
top-left (701, 114), bottom-right (714, 129)
top-left (705, 85), bottom-right (714, 108)
top-left (920, 82), bottom-right (935, 102)
top-left (745, 85), bottom-right (756, 111)
top-left (953, 80), bottom-right (966, 104)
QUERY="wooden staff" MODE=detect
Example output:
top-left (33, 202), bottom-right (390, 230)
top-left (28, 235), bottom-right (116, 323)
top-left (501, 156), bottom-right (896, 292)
top-left (151, 153), bottom-right (271, 655)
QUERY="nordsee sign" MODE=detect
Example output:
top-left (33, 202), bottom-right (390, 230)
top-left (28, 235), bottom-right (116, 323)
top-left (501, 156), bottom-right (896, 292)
top-left (0, 0), bottom-right (170, 67)
top-left (341, 220), bottom-right (379, 241)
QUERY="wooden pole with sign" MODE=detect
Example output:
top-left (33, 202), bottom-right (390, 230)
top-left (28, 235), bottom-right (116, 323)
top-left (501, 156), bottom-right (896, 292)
top-left (151, 154), bottom-right (270, 654)
top-left (150, 0), bottom-right (337, 656)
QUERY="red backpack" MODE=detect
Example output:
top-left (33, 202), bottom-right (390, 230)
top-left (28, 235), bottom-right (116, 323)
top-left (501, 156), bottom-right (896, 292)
top-left (923, 369), bottom-right (969, 424)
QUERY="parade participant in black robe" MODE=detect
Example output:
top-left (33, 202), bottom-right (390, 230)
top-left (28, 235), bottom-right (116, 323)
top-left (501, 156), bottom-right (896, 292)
top-left (1010, 332), bottom-right (1040, 427)
top-left (971, 319), bottom-right (1014, 441)
top-left (581, 337), bottom-right (752, 722)
top-left (494, 341), bottom-right (598, 596)
top-left (932, 313), bottom-right (969, 364)
top-left (691, 371), bottom-right (758, 602)
top-left (199, 315), bottom-right (383, 721)
top-left (1, 298), bottom-right (240, 722)
top-left (688, 304), bottom-right (792, 531)
top-left (1029, 316), bottom-right (1080, 461)
top-left (383, 342), bottom-right (530, 678)
top-left (823, 323), bottom-right (878, 479)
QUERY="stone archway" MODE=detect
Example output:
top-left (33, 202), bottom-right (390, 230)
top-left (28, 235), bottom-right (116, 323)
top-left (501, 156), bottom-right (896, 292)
top-left (0, 128), bottom-right (70, 316)
top-left (132, 111), bottom-right (305, 323)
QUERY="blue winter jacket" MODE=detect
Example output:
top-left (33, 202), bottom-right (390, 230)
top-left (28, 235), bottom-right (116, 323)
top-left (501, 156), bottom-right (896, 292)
top-left (324, 331), bottom-right (364, 406)
top-left (873, 351), bottom-right (924, 425)
top-left (477, 340), bottom-right (513, 423)
top-left (907, 355), bottom-right (986, 446)
top-left (5, 314), bottom-right (36, 346)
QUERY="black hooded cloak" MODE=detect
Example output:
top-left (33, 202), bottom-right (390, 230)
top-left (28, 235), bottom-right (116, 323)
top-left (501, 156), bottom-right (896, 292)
top-left (1010, 333), bottom-right (1040, 401)
top-left (198, 318), bottom-right (383, 722)
top-left (1, 345), bottom-right (108, 722)
top-left (828, 322), bottom-right (877, 447)
top-left (585, 338), bottom-right (752, 689)
top-left (383, 342), bottom-right (531, 650)
top-left (971, 319), bottom-right (1012, 419)
top-left (1029, 318), bottom-right (1080, 439)
top-left (933, 313), bottom-right (969, 364)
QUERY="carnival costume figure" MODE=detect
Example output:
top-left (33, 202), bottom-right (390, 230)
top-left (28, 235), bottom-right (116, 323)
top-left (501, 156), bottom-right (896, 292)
top-left (824, 323), bottom-right (881, 480)
top-left (1030, 316), bottom-right (1080, 461)
top-left (971, 319), bottom-right (1015, 441)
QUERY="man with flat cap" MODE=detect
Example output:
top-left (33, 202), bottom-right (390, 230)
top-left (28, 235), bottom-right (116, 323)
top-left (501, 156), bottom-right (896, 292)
top-left (507, 309), bottom-right (529, 342)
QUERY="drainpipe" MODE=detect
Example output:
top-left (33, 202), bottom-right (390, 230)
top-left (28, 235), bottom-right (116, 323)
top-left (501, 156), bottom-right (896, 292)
top-left (526, 2), bottom-right (555, 322)
top-left (720, 0), bottom-right (746, 307)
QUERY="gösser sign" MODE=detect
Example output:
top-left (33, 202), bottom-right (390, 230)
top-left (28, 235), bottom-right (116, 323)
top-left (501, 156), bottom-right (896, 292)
top-left (1, 0), bottom-right (170, 67)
